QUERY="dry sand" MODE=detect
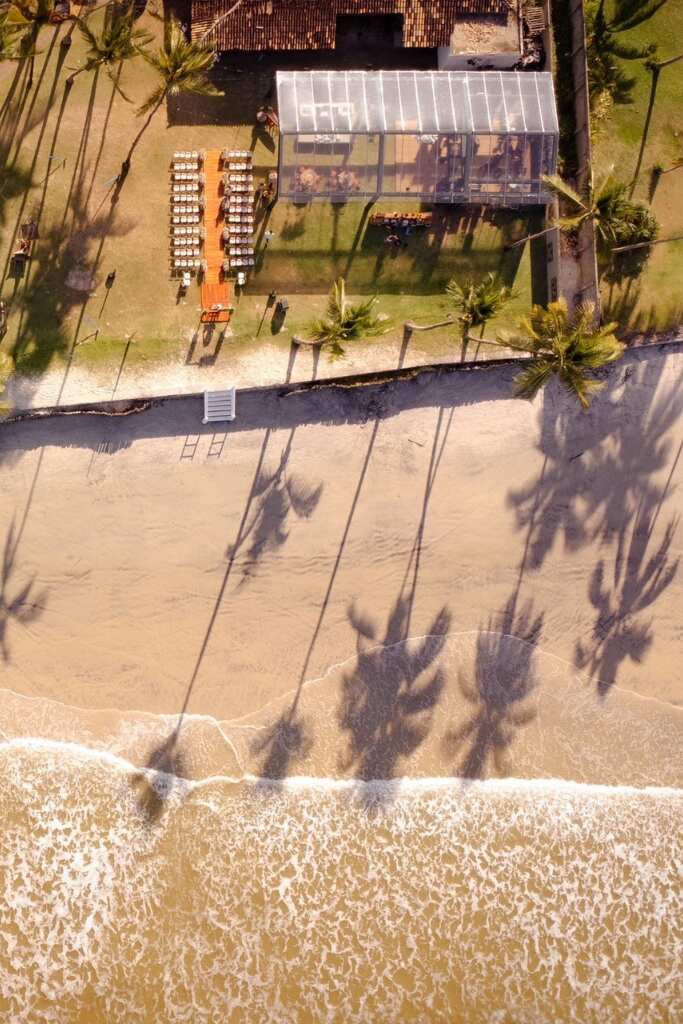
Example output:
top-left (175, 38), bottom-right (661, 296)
top-left (0, 347), bottom-right (681, 784)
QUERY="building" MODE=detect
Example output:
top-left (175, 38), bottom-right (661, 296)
top-left (276, 70), bottom-right (559, 205)
top-left (191, 0), bottom-right (519, 55)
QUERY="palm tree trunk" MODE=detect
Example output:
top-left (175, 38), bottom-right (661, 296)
top-left (460, 323), bottom-right (469, 362)
top-left (124, 90), bottom-right (166, 167)
top-left (200, 0), bottom-right (244, 43)
top-left (403, 317), bottom-right (454, 333)
top-left (630, 65), bottom-right (660, 196)
top-left (613, 234), bottom-right (683, 253)
top-left (654, 52), bottom-right (683, 69)
top-left (504, 225), bottom-right (556, 250)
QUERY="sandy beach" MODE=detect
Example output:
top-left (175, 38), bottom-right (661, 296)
top-left (1, 348), bottom-right (683, 1024)
top-left (0, 346), bottom-right (681, 784)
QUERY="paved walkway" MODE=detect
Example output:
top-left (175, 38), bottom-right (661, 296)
top-left (200, 149), bottom-right (231, 311)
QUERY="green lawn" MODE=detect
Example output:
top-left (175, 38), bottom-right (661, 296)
top-left (592, 0), bottom-right (683, 333)
top-left (0, 13), bottom-right (542, 389)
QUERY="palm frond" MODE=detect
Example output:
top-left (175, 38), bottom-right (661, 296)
top-left (508, 298), bottom-right (624, 408)
top-left (136, 81), bottom-right (166, 116)
top-left (140, 15), bottom-right (218, 111)
top-left (557, 363), bottom-right (605, 410)
top-left (307, 278), bottom-right (385, 355)
top-left (542, 174), bottom-right (587, 211)
top-left (513, 360), bottom-right (555, 402)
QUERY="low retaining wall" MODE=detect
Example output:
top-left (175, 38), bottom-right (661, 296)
top-left (568, 0), bottom-right (600, 314)
top-left (4, 336), bottom-right (681, 426)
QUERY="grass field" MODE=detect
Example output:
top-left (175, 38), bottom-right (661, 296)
top-left (592, 0), bottom-right (683, 333)
top-left (0, 12), bottom-right (542, 393)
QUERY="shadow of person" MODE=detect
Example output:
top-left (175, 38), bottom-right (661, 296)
top-left (337, 596), bottom-right (451, 783)
top-left (443, 594), bottom-right (543, 780)
top-left (129, 732), bottom-right (187, 824)
top-left (575, 504), bottom-right (679, 696)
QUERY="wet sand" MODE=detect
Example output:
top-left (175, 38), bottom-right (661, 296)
top-left (0, 348), bottom-right (681, 782)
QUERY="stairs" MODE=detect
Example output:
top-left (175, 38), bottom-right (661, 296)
top-left (203, 388), bottom-right (236, 423)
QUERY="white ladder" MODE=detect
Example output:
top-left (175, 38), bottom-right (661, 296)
top-left (203, 388), bottom-right (236, 423)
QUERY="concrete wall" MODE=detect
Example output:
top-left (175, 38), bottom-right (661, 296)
top-left (437, 48), bottom-right (522, 70)
top-left (568, 0), bottom-right (600, 314)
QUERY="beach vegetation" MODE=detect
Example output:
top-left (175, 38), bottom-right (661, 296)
top-left (306, 278), bottom-right (387, 358)
top-left (446, 273), bottom-right (515, 359)
top-left (5, 0), bottom-right (55, 85)
top-left (501, 300), bottom-right (624, 409)
top-left (0, 10), bottom-right (27, 61)
top-left (543, 170), bottom-right (659, 256)
top-left (67, 5), bottom-right (152, 94)
top-left (138, 14), bottom-right (218, 117)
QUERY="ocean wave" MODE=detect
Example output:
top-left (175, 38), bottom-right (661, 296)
top-left (0, 742), bottom-right (681, 1023)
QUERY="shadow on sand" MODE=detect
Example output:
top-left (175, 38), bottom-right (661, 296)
top-left (506, 351), bottom-right (682, 693)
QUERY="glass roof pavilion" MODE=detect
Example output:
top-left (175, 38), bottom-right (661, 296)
top-left (277, 70), bottom-right (559, 205)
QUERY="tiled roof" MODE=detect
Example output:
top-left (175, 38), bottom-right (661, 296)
top-left (191, 0), bottom-right (513, 52)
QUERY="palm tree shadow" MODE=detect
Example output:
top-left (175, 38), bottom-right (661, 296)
top-left (250, 709), bottom-right (313, 781)
top-left (507, 356), bottom-right (682, 571)
top-left (229, 430), bottom-right (323, 581)
top-left (337, 596), bottom-right (451, 785)
top-left (0, 517), bottom-right (48, 662)
top-left (575, 504), bottom-right (679, 696)
top-left (443, 594), bottom-right (543, 780)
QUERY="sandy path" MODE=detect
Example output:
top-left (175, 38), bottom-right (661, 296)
top-left (0, 348), bottom-right (681, 780)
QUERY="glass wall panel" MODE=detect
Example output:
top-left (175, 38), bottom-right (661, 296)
top-left (382, 133), bottom-right (431, 194)
top-left (281, 134), bottom-right (378, 197)
top-left (484, 76), bottom-right (507, 132)
top-left (280, 135), bottom-right (301, 195)
top-left (435, 134), bottom-right (466, 199)
top-left (470, 135), bottom-right (508, 181)
top-left (506, 134), bottom-right (531, 182)
top-left (519, 75), bottom-right (543, 131)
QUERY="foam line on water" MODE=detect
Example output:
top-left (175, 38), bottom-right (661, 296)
top-left (1, 738), bottom-right (681, 797)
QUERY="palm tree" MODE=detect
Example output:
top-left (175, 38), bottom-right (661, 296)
top-left (586, 0), bottom-right (658, 109)
top-left (118, 16), bottom-right (218, 169)
top-left (304, 278), bottom-right (386, 358)
top-left (66, 5), bottom-right (151, 93)
top-left (500, 301), bottom-right (624, 409)
top-left (0, 10), bottom-right (26, 60)
top-left (446, 272), bottom-right (514, 359)
top-left (508, 168), bottom-right (658, 257)
top-left (543, 171), bottom-right (659, 255)
top-left (138, 15), bottom-right (218, 117)
top-left (6, 0), bottom-right (56, 87)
